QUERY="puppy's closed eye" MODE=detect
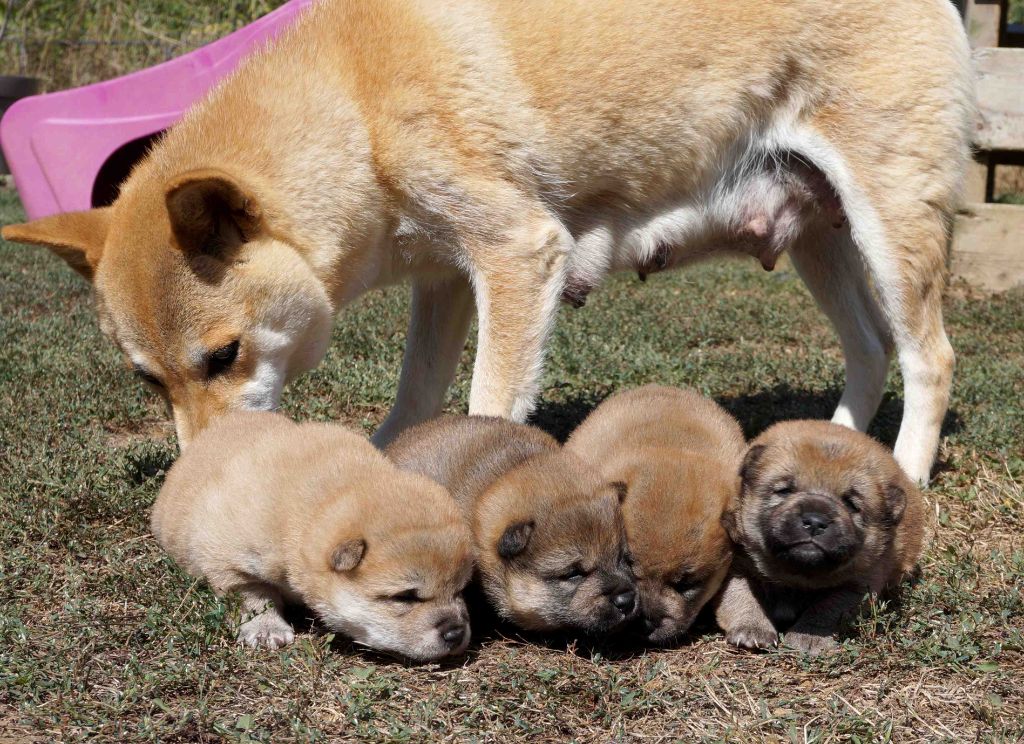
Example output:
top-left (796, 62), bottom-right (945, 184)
top-left (771, 479), bottom-right (796, 497)
top-left (671, 574), bottom-right (702, 595)
top-left (387, 589), bottom-right (423, 603)
top-left (553, 563), bottom-right (589, 582)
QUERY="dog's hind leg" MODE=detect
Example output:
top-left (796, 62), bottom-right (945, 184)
top-left (466, 214), bottom-right (573, 421)
top-left (789, 223), bottom-right (893, 432)
top-left (852, 199), bottom-right (955, 487)
top-left (794, 126), bottom-right (958, 486)
top-left (372, 276), bottom-right (475, 446)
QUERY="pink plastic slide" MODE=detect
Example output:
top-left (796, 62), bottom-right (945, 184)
top-left (0, 0), bottom-right (314, 220)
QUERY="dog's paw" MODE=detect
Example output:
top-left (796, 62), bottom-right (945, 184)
top-left (783, 630), bottom-right (837, 656)
top-left (726, 625), bottom-right (778, 651)
top-left (238, 611), bottom-right (295, 650)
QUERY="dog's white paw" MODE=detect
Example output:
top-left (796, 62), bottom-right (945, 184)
top-left (238, 611), bottom-right (295, 650)
top-left (726, 625), bottom-right (779, 651)
top-left (783, 630), bottom-right (838, 656)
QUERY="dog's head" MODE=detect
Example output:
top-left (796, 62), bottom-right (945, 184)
top-left (610, 449), bottom-right (735, 644)
top-left (724, 421), bottom-right (913, 589)
top-left (2, 168), bottom-right (347, 446)
top-left (292, 470), bottom-right (475, 662)
top-left (474, 450), bottom-right (638, 635)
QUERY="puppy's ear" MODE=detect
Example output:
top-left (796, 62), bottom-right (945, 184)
top-left (739, 444), bottom-right (767, 486)
top-left (2, 208), bottom-right (112, 280)
top-left (330, 538), bottom-right (367, 572)
top-left (165, 169), bottom-right (263, 257)
top-left (883, 482), bottom-right (907, 526)
top-left (497, 521), bottom-right (534, 560)
top-left (720, 509), bottom-right (741, 543)
top-left (610, 481), bottom-right (628, 504)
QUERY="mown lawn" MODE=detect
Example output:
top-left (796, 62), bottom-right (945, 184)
top-left (1, 187), bottom-right (1022, 742)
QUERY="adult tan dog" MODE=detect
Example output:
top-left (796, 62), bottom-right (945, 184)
top-left (2, 0), bottom-right (972, 484)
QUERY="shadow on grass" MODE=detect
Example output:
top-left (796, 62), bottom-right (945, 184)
top-left (533, 382), bottom-right (963, 459)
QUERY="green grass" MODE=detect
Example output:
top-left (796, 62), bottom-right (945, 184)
top-left (1, 186), bottom-right (1023, 742)
top-left (0, 1), bottom-right (288, 90)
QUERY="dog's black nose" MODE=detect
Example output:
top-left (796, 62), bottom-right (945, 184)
top-left (801, 512), bottom-right (832, 537)
top-left (611, 589), bottom-right (636, 614)
top-left (440, 623), bottom-right (466, 646)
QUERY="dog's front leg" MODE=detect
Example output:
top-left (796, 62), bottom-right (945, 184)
top-left (466, 217), bottom-right (572, 421)
top-left (783, 587), bottom-right (865, 655)
top-left (235, 583), bottom-right (295, 650)
top-left (372, 275), bottom-right (475, 446)
top-left (714, 573), bottom-right (779, 651)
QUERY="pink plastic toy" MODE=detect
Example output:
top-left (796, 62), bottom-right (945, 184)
top-left (0, 0), bottom-right (314, 221)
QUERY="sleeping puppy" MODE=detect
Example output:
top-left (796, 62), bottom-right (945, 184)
top-left (386, 415), bottom-right (638, 635)
top-left (152, 411), bottom-right (474, 661)
top-left (715, 420), bottom-right (926, 655)
top-left (566, 386), bottom-right (745, 643)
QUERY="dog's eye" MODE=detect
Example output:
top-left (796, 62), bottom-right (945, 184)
top-left (389, 589), bottom-right (421, 603)
top-left (557, 564), bottom-right (588, 582)
top-left (772, 480), bottom-right (796, 497)
top-left (843, 489), bottom-right (862, 513)
top-left (671, 575), bottom-right (701, 595)
top-left (206, 340), bottom-right (240, 379)
top-left (133, 366), bottom-right (164, 389)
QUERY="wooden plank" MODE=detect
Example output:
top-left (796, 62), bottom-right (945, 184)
top-left (963, 0), bottom-right (1005, 48)
top-left (951, 203), bottom-right (1024, 291)
top-left (964, 157), bottom-right (991, 202)
top-left (973, 48), bottom-right (1024, 151)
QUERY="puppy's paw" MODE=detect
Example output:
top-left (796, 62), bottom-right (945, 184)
top-left (726, 625), bottom-right (779, 651)
top-left (783, 630), bottom-right (837, 656)
top-left (238, 611), bottom-right (295, 650)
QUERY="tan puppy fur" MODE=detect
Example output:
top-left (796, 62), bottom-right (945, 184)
top-left (567, 386), bottom-right (745, 643)
top-left (3, 0), bottom-right (972, 486)
top-left (715, 420), bottom-right (925, 655)
top-left (152, 411), bottom-right (474, 660)
top-left (387, 415), bottom-right (638, 634)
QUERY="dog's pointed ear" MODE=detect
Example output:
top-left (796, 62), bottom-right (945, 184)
top-left (720, 508), bottom-right (741, 543)
top-left (739, 444), bottom-right (767, 486)
top-left (884, 482), bottom-right (907, 526)
top-left (165, 169), bottom-right (263, 256)
top-left (498, 521), bottom-right (534, 560)
top-left (330, 538), bottom-right (366, 572)
top-left (2, 208), bottom-right (112, 280)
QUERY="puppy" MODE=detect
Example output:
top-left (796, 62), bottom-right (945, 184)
top-left (386, 415), bottom-right (637, 635)
top-left (566, 386), bottom-right (745, 643)
top-left (2, 0), bottom-right (972, 486)
top-left (152, 411), bottom-right (474, 661)
top-left (715, 420), bottom-right (926, 655)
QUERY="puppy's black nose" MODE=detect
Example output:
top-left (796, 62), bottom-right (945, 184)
top-left (611, 589), bottom-right (636, 614)
top-left (439, 622), bottom-right (466, 646)
top-left (801, 512), bottom-right (832, 537)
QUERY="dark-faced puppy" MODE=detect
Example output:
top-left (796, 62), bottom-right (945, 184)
top-left (387, 415), bottom-right (637, 634)
top-left (716, 420), bottom-right (926, 655)
top-left (566, 385), bottom-right (746, 644)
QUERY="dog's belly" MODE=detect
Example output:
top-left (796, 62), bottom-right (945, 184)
top-left (560, 149), bottom-right (844, 306)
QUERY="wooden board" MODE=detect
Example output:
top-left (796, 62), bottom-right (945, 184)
top-left (973, 48), bottom-right (1024, 152)
top-left (963, 0), bottom-right (1004, 48)
top-left (951, 203), bottom-right (1024, 291)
